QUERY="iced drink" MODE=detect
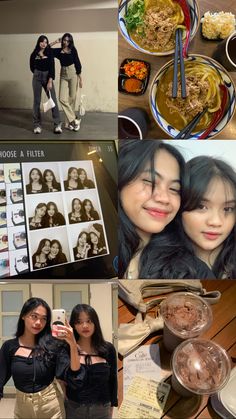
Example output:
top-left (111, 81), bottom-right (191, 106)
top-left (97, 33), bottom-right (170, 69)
top-left (171, 339), bottom-right (231, 397)
top-left (160, 292), bottom-right (212, 352)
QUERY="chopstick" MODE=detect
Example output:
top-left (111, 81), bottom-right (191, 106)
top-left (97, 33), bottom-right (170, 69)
top-left (172, 28), bottom-right (186, 99)
top-left (175, 108), bottom-right (208, 139)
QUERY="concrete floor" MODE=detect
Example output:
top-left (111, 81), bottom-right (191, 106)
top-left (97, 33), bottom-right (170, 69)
top-left (0, 109), bottom-right (117, 140)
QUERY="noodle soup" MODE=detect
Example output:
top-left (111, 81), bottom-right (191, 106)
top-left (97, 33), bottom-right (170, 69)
top-left (149, 55), bottom-right (236, 139)
top-left (156, 62), bottom-right (223, 131)
top-left (119, 0), bottom-right (200, 56)
top-left (126, 0), bottom-right (186, 53)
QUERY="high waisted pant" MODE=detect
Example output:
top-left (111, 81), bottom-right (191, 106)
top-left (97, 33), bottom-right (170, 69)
top-left (14, 381), bottom-right (65, 419)
top-left (59, 65), bottom-right (79, 124)
top-left (65, 399), bottom-right (111, 419)
top-left (32, 69), bottom-right (61, 128)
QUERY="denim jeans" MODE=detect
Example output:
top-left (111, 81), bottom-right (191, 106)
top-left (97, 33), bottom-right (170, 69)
top-left (32, 69), bottom-right (61, 128)
top-left (65, 399), bottom-right (111, 419)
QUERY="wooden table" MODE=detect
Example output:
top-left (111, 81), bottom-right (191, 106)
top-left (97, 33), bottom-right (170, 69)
top-left (118, 280), bottom-right (236, 418)
top-left (118, 0), bottom-right (236, 139)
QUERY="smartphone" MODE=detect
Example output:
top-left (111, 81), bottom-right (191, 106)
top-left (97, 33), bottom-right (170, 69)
top-left (52, 309), bottom-right (66, 337)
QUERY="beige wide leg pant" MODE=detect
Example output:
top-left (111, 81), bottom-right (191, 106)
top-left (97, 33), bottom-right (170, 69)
top-left (59, 64), bottom-right (79, 124)
top-left (14, 381), bottom-right (65, 419)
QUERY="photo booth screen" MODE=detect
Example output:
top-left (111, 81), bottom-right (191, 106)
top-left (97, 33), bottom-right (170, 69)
top-left (0, 142), bottom-right (117, 279)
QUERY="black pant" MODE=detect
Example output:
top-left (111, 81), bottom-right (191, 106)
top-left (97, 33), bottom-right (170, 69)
top-left (32, 69), bottom-right (61, 127)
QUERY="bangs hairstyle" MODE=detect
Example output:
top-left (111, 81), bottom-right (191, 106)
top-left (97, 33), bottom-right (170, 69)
top-left (16, 297), bottom-right (51, 341)
top-left (61, 33), bottom-right (74, 49)
top-left (182, 156), bottom-right (236, 279)
top-left (183, 156), bottom-right (236, 212)
top-left (118, 140), bottom-right (185, 277)
top-left (70, 304), bottom-right (108, 357)
top-left (34, 35), bottom-right (50, 55)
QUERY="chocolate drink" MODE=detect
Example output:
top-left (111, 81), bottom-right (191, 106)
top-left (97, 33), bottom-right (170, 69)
top-left (227, 35), bottom-right (236, 67)
top-left (171, 339), bottom-right (231, 397)
top-left (160, 293), bottom-right (212, 352)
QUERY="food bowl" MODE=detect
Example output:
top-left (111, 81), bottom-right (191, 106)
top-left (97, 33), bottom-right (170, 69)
top-left (149, 54), bottom-right (236, 139)
top-left (118, 58), bottom-right (151, 95)
top-left (118, 0), bottom-right (200, 56)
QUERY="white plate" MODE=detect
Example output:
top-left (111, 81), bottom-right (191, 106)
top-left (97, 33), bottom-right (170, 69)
top-left (219, 367), bottom-right (236, 417)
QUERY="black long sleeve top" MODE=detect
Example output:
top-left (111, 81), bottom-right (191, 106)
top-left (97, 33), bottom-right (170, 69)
top-left (0, 337), bottom-right (84, 398)
top-left (53, 47), bottom-right (82, 75)
top-left (30, 49), bottom-right (55, 80)
top-left (66, 342), bottom-right (118, 407)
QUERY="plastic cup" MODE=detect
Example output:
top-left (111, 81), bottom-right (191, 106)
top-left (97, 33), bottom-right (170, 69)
top-left (160, 292), bottom-right (213, 352)
top-left (171, 338), bottom-right (231, 397)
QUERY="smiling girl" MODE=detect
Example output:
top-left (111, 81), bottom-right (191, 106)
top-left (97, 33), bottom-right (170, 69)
top-left (182, 156), bottom-right (236, 279)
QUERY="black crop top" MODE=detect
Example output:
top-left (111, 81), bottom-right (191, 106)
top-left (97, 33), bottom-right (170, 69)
top-left (66, 342), bottom-right (118, 407)
top-left (30, 49), bottom-right (55, 80)
top-left (53, 48), bottom-right (82, 75)
top-left (0, 338), bottom-right (84, 398)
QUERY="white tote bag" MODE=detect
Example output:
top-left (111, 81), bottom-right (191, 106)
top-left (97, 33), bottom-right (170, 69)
top-left (79, 94), bottom-right (86, 116)
top-left (43, 91), bottom-right (55, 113)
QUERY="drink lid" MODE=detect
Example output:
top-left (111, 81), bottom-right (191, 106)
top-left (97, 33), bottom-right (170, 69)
top-left (172, 339), bottom-right (231, 395)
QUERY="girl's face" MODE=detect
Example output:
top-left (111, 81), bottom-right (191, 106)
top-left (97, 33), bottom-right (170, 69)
top-left (78, 233), bottom-right (87, 246)
top-left (48, 205), bottom-right (55, 217)
top-left (31, 169), bottom-right (40, 182)
top-left (63, 36), bottom-right (70, 47)
top-left (70, 169), bottom-right (78, 181)
top-left (36, 206), bottom-right (46, 217)
top-left (51, 242), bottom-right (59, 256)
top-left (39, 38), bottom-right (48, 50)
top-left (45, 171), bottom-right (53, 183)
top-left (182, 177), bottom-right (236, 261)
top-left (23, 305), bottom-right (47, 335)
top-left (74, 311), bottom-right (95, 339)
top-left (120, 149), bottom-right (181, 243)
top-left (85, 201), bottom-right (91, 212)
top-left (41, 240), bottom-right (51, 255)
top-left (73, 200), bottom-right (81, 211)
top-left (79, 171), bottom-right (86, 182)
top-left (90, 232), bottom-right (98, 244)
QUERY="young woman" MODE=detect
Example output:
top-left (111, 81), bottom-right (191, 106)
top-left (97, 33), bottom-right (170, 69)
top-left (73, 232), bottom-right (91, 260)
top-left (47, 239), bottom-right (68, 266)
top-left (43, 169), bottom-right (61, 192)
top-left (29, 203), bottom-right (47, 230)
top-left (64, 167), bottom-right (79, 191)
top-left (181, 156), bottom-right (236, 279)
top-left (50, 33), bottom-right (82, 131)
top-left (32, 238), bottom-right (51, 269)
top-left (26, 168), bottom-right (47, 194)
top-left (119, 140), bottom-right (215, 279)
top-left (77, 169), bottom-right (95, 189)
top-left (82, 199), bottom-right (99, 222)
top-left (42, 202), bottom-right (66, 228)
top-left (0, 297), bottom-right (81, 419)
top-left (30, 35), bottom-right (62, 134)
top-left (64, 304), bottom-right (118, 419)
top-left (88, 225), bottom-right (107, 258)
top-left (68, 198), bottom-right (83, 224)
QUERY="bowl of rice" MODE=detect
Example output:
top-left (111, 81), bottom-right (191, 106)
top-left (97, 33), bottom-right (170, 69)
top-left (118, 0), bottom-right (200, 56)
top-left (149, 54), bottom-right (236, 139)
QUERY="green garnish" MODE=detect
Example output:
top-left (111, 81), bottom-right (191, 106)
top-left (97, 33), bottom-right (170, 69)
top-left (124, 0), bottom-right (145, 32)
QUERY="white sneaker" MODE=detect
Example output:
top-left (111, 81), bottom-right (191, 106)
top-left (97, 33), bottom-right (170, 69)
top-left (54, 124), bottom-right (62, 134)
top-left (69, 119), bottom-right (81, 132)
top-left (65, 122), bottom-right (74, 131)
top-left (33, 126), bottom-right (42, 134)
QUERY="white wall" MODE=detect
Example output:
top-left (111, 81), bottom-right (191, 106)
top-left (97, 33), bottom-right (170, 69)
top-left (0, 32), bottom-right (117, 112)
top-left (165, 140), bottom-right (236, 169)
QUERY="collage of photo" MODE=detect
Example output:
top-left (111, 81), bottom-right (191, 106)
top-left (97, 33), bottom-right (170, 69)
top-left (0, 163), bottom-right (29, 278)
top-left (22, 160), bottom-right (109, 272)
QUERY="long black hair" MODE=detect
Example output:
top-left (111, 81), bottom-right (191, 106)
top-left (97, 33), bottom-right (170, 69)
top-left (29, 167), bottom-right (43, 185)
top-left (70, 304), bottom-right (108, 357)
top-left (43, 169), bottom-right (59, 189)
top-left (33, 35), bottom-right (50, 56)
top-left (118, 140), bottom-right (186, 278)
top-left (182, 156), bottom-right (236, 279)
top-left (61, 33), bottom-right (75, 50)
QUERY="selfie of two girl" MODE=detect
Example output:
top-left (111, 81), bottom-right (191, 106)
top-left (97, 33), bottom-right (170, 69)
top-left (0, 292), bottom-right (117, 419)
top-left (119, 140), bottom-right (236, 280)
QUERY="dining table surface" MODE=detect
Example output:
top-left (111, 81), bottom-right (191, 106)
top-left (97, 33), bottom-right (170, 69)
top-left (118, 280), bottom-right (236, 418)
top-left (118, 0), bottom-right (236, 139)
